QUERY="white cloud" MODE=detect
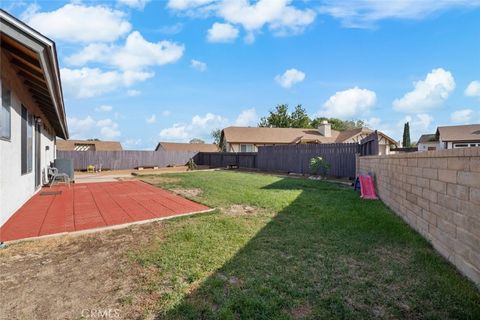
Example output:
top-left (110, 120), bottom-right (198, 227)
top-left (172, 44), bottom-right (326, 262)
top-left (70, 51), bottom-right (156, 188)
top-left (319, 87), bottom-right (377, 118)
top-left (117, 0), bottom-right (150, 9)
top-left (318, 0), bottom-right (480, 28)
top-left (465, 80), bottom-right (480, 97)
top-left (67, 116), bottom-right (121, 139)
top-left (397, 113), bottom-right (434, 142)
top-left (275, 68), bottom-right (305, 88)
top-left (191, 59), bottom-right (207, 72)
top-left (167, 0), bottom-right (214, 10)
top-left (100, 126), bottom-right (121, 138)
top-left (161, 110), bottom-right (172, 116)
top-left (67, 31), bottom-right (184, 71)
top-left (451, 109), bottom-right (474, 123)
top-left (60, 67), bottom-right (153, 98)
top-left (365, 117), bottom-right (381, 128)
top-left (22, 3), bottom-right (131, 43)
top-left (96, 105), bottom-right (113, 112)
top-left (233, 108), bottom-right (258, 126)
top-left (393, 68), bottom-right (455, 113)
top-left (159, 111), bottom-right (243, 141)
top-left (159, 124), bottom-right (189, 140)
top-left (67, 116), bottom-right (96, 138)
top-left (173, 1), bottom-right (316, 42)
top-left (207, 22), bottom-right (239, 42)
top-left (146, 114), bottom-right (157, 124)
top-left (127, 89), bottom-right (141, 96)
top-left (97, 119), bottom-right (121, 138)
top-left (123, 138), bottom-right (143, 149)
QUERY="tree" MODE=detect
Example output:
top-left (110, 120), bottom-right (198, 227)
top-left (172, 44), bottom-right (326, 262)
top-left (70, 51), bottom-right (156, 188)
top-left (258, 104), bottom-right (292, 128)
top-left (403, 122), bottom-right (411, 147)
top-left (189, 138), bottom-right (205, 144)
top-left (211, 129), bottom-right (222, 145)
top-left (311, 117), bottom-right (364, 131)
top-left (290, 105), bottom-right (311, 128)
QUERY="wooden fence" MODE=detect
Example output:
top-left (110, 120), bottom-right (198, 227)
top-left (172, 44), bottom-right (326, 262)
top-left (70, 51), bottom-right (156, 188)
top-left (195, 152), bottom-right (257, 168)
top-left (196, 144), bottom-right (359, 178)
top-left (57, 150), bottom-right (197, 170)
top-left (256, 143), bottom-right (359, 177)
top-left (58, 143), bottom-right (361, 178)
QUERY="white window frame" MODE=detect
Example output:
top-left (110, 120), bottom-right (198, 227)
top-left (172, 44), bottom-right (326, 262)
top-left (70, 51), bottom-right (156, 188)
top-left (240, 144), bottom-right (254, 152)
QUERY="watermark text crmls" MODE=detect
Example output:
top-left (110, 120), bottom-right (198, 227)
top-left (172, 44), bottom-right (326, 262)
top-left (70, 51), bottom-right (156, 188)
top-left (81, 308), bottom-right (121, 318)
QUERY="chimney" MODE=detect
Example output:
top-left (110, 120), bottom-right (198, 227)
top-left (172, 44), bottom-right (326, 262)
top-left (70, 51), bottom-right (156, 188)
top-left (318, 120), bottom-right (331, 137)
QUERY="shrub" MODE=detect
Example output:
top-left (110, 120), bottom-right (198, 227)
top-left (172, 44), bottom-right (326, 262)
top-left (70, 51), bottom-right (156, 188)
top-left (187, 158), bottom-right (197, 171)
top-left (309, 156), bottom-right (330, 177)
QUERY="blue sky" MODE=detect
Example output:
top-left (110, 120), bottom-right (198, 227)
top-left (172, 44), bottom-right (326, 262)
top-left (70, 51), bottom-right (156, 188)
top-left (4, 0), bottom-right (480, 149)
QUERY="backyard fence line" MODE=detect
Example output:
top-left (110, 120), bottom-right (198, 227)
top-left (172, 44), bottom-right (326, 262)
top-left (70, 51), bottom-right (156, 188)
top-left (257, 143), bottom-right (359, 178)
top-left (59, 143), bottom-right (360, 177)
top-left (57, 150), bottom-right (198, 170)
top-left (194, 152), bottom-right (257, 169)
top-left (196, 143), bottom-right (360, 178)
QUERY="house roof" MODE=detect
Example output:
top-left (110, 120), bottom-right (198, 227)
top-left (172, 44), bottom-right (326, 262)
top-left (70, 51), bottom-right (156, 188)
top-left (1, 9), bottom-right (68, 139)
top-left (221, 126), bottom-right (397, 145)
top-left (57, 140), bottom-right (123, 151)
top-left (418, 134), bottom-right (437, 144)
top-left (437, 124), bottom-right (480, 142)
top-left (155, 142), bottom-right (219, 152)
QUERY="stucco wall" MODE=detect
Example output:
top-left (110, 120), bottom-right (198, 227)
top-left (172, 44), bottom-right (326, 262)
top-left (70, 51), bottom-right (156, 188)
top-left (0, 54), bottom-right (56, 227)
top-left (358, 148), bottom-right (480, 285)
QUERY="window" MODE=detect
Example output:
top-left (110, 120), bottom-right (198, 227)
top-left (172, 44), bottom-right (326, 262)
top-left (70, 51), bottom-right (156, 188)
top-left (453, 143), bottom-right (479, 148)
top-left (21, 105), bottom-right (33, 174)
top-left (240, 144), bottom-right (254, 152)
top-left (1, 84), bottom-right (11, 140)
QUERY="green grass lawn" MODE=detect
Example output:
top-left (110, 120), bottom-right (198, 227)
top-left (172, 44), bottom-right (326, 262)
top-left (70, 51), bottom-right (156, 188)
top-left (133, 170), bottom-right (480, 319)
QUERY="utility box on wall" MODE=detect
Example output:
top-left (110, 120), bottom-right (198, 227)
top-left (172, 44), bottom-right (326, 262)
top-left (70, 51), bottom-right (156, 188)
top-left (54, 158), bottom-right (74, 182)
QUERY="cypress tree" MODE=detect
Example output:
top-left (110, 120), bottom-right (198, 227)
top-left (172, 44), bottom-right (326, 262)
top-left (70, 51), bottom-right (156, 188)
top-left (403, 122), bottom-right (411, 148)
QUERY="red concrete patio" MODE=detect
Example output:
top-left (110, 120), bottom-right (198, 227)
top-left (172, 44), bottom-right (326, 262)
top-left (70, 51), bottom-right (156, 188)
top-left (0, 180), bottom-right (211, 242)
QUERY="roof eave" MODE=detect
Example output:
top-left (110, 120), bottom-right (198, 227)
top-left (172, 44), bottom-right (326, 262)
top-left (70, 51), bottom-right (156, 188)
top-left (0, 9), bottom-right (69, 139)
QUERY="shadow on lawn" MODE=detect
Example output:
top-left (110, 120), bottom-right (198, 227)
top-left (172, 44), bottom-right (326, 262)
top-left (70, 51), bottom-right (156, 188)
top-left (158, 178), bottom-right (480, 320)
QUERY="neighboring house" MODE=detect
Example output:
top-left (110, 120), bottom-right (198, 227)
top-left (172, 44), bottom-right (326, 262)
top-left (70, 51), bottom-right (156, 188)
top-left (221, 121), bottom-right (398, 155)
top-left (417, 134), bottom-right (441, 151)
top-left (57, 139), bottom-right (123, 151)
top-left (0, 10), bottom-right (68, 226)
top-left (155, 142), bottom-right (219, 152)
top-left (417, 124), bottom-right (480, 151)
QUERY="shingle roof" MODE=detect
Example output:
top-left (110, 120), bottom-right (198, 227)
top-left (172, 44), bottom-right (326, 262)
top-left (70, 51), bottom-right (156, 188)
top-left (418, 134), bottom-right (437, 144)
top-left (155, 142), bottom-right (219, 152)
top-left (437, 124), bottom-right (480, 142)
top-left (222, 126), bottom-right (376, 144)
top-left (57, 140), bottom-right (123, 151)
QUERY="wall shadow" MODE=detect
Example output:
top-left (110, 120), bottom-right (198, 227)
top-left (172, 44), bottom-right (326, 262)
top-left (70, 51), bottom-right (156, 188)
top-left (156, 178), bottom-right (480, 319)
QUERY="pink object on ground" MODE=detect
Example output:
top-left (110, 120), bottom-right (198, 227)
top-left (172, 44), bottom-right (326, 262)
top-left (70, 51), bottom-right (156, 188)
top-left (0, 180), bottom-right (211, 242)
top-left (359, 175), bottom-right (378, 200)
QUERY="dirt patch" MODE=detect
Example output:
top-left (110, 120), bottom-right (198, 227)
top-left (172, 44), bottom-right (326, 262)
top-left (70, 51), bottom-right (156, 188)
top-left (170, 188), bottom-right (202, 198)
top-left (288, 304), bottom-right (313, 319)
top-left (0, 222), bottom-right (165, 320)
top-left (140, 176), bottom-right (182, 185)
top-left (222, 204), bottom-right (261, 215)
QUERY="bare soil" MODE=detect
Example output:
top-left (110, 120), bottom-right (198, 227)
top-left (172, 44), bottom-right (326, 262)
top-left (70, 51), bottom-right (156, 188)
top-left (221, 204), bottom-right (262, 215)
top-left (170, 188), bottom-right (203, 198)
top-left (0, 222), bottom-right (165, 320)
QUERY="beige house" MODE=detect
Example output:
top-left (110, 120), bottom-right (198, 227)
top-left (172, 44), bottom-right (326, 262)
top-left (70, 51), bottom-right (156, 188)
top-left (155, 142), bottom-right (219, 152)
top-left (417, 124), bottom-right (480, 151)
top-left (57, 139), bottom-right (123, 151)
top-left (221, 121), bottom-right (397, 155)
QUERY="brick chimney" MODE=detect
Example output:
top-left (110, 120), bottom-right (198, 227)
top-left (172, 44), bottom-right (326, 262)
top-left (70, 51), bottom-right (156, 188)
top-left (318, 120), bottom-right (331, 137)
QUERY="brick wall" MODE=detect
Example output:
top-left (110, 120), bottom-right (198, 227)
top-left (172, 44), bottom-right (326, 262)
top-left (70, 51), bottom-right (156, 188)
top-left (358, 148), bottom-right (480, 285)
